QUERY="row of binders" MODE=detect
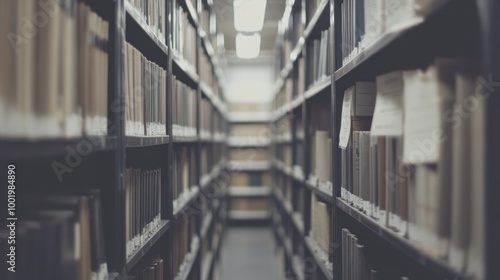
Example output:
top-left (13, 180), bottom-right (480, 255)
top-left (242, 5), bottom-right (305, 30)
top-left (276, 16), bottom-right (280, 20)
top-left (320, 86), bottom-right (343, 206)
top-left (200, 50), bottom-right (214, 87)
top-left (172, 147), bottom-right (198, 207)
top-left (172, 0), bottom-right (197, 69)
top-left (200, 98), bottom-right (213, 134)
top-left (129, 255), bottom-right (165, 280)
top-left (342, 229), bottom-right (372, 280)
top-left (173, 218), bottom-right (198, 279)
top-left (126, 0), bottom-right (166, 44)
top-left (307, 29), bottom-right (332, 87)
top-left (124, 42), bottom-right (167, 136)
top-left (272, 78), bottom-right (294, 110)
top-left (172, 76), bottom-right (197, 137)
top-left (310, 194), bottom-right (332, 256)
top-left (0, 1), bottom-right (109, 138)
top-left (310, 130), bottom-right (333, 188)
top-left (341, 0), bottom-right (443, 65)
top-left (309, 101), bottom-right (332, 181)
top-left (339, 58), bottom-right (486, 278)
top-left (0, 190), bottom-right (108, 280)
top-left (342, 228), bottom-right (427, 279)
top-left (125, 168), bottom-right (162, 258)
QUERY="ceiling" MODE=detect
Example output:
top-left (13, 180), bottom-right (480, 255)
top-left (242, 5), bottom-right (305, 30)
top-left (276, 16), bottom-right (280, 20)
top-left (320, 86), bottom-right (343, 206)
top-left (213, 0), bottom-right (287, 57)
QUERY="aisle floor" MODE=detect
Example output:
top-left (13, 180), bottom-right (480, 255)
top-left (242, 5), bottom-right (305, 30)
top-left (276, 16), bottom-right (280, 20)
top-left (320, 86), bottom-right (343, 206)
top-left (219, 226), bottom-right (282, 280)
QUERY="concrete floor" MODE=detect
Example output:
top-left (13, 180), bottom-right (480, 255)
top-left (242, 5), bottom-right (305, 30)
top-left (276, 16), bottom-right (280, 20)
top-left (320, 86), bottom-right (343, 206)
top-left (219, 226), bottom-right (282, 280)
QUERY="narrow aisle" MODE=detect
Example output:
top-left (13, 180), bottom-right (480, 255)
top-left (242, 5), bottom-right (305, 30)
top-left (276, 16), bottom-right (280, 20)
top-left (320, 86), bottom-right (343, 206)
top-left (219, 227), bottom-right (282, 280)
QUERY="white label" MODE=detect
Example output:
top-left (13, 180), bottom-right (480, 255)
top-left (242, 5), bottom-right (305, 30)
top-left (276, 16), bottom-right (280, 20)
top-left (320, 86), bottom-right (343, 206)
top-left (402, 68), bottom-right (442, 164)
top-left (371, 71), bottom-right (404, 136)
top-left (66, 113), bottom-right (83, 137)
top-left (339, 88), bottom-right (353, 149)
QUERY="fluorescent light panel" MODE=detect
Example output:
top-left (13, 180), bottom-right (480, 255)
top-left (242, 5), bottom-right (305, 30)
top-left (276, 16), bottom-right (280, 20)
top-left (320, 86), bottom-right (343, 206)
top-left (236, 33), bottom-right (261, 59)
top-left (233, 0), bottom-right (267, 32)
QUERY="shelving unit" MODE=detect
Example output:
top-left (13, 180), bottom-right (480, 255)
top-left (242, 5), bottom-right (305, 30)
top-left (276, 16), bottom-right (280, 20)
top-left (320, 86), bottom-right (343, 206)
top-left (270, 0), bottom-right (499, 279)
top-left (0, 0), bottom-right (228, 279)
top-left (227, 104), bottom-right (273, 223)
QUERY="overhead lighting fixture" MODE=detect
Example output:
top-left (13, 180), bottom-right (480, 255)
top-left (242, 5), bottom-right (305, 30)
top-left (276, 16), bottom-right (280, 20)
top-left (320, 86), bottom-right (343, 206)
top-left (236, 33), bottom-right (261, 59)
top-left (234, 0), bottom-right (267, 32)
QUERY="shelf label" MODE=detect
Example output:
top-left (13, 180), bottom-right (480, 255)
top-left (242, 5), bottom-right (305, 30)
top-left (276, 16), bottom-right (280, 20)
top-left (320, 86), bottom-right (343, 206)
top-left (339, 88), bottom-right (353, 149)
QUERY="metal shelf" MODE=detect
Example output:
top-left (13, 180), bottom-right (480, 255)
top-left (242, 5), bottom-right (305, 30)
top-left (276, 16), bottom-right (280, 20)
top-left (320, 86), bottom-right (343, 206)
top-left (273, 0), bottom-right (328, 93)
top-left (304, 237), bottom-right (333, 280)
top-left (125, 1), bottom-right (168, 56)
top-left (227, 160), bottom-right (271, 172)
top-left (106, 272), bottom-right (121, 280)
top-left (336, 198), bottom-right (472, 280)
top-left (0, 135), bottom-right (117, 160)
top-left (173, 187), bottom-right (200, 218)
top-left (172, 53), bottom-right (199, 85)
top-left (228, 186), bottom-right (272, 197)
top-left (271, 96), bottom-right (304, 121)
top-left (334, 0), bottom-right (453, 82)
top-left (228, 210), bottom-right (272, 220)
top-left (201, 251), bottom-right (214, 280)
top-left (174, 237), bottom-right (201, 280)
top-left (228, 137), bottom-right (271, 148)
top-left (273, 134), bottom-right (293, 144)
top-left (227, 112), bottom-right (272, 123)
top-left (200, 158), bottom-right (227, 190)
top-left (201, 212), bottom-right (213, 239)
top-left (273, 161), bottom-right (304, 183)
top-left (303, 0), bottom-right (329, 41)
top-left (304, 78), bottom-right (331, 100)
top-left (125, 135), bottom-right (169, 147)
top-left (172, 126), bottom-right (198, 143)
top-left (182, 0), bottom-right (199, 28)
top-left (125, 220), bottom-right (170, 272)
top-left (304, 178), bottom-right (333, 203)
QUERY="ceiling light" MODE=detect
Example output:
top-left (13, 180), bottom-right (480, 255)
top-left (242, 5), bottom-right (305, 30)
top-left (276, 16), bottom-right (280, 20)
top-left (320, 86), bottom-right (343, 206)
top-left (234, 0), bottom-right (267, 32)
top-left (236, 33), bottom-right (261, 59)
